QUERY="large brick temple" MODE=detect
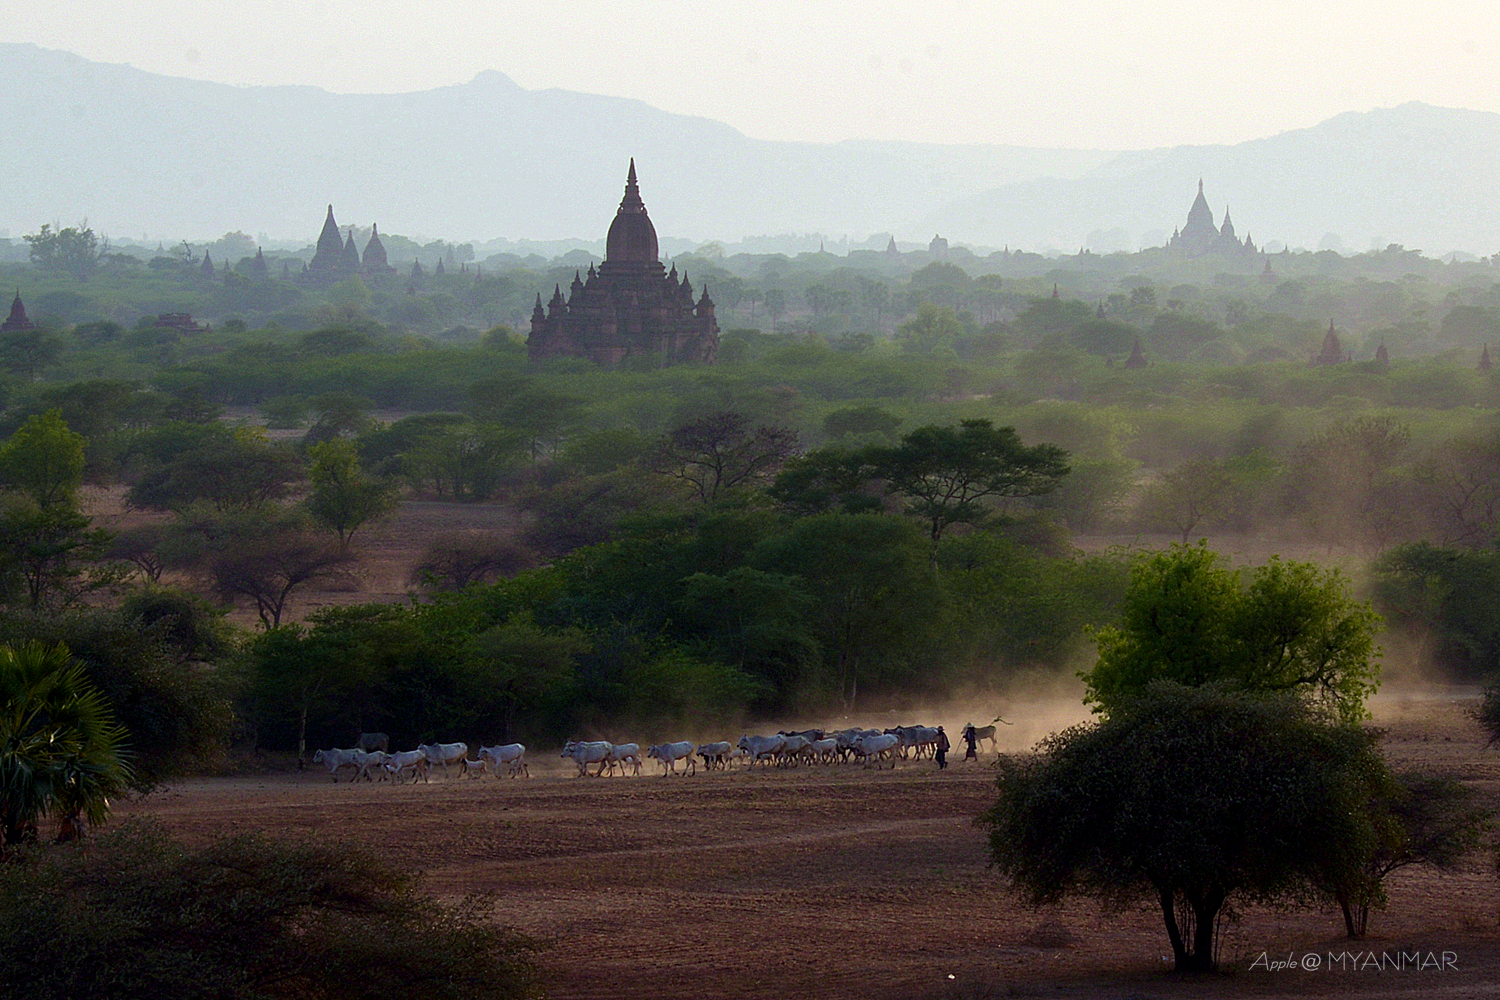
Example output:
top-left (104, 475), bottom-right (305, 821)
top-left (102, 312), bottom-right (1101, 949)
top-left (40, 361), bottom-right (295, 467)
top-left (527, 161), bottom-right (719, 367)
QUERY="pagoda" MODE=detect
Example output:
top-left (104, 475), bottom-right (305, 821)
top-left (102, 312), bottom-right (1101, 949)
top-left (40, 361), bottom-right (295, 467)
top-left (305, 205), bottom-right (348, 282)
top-left (1168, 180), bottom-right (1260, 258)
top-left (362, 224), bottom-right (396, 275)
top-left (527, 161), bottom-right (719, 367)
top-left (1, 291), bottom-right (35, 332)
top-left (1312, 321), bottom-right (1349, 366)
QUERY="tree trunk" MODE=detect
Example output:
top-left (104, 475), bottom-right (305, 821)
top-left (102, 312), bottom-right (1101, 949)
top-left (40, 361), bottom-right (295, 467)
top-left (1158, 888), bottom-right (1188, 970)
top-left (297, 702), bottom-right (308, 768)
top-left (1336, 889), bottom-right (1370, 939)
top-left (1160, 887), bottom-right (1224, 972)
top-left (1188, 889), bottom-right (1224, 972)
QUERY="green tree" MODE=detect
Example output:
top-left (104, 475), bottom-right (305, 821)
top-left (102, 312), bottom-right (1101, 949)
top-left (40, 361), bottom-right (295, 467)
top-left (0, 604), bottom-right (236, 789)
top-left (763, 288), bottom-right (786, 323)
top-left (0, 501), bottom-right (118, 611)
top-left (750, 513), bottom-right (939, 710)
top-left (767, 448), bottom-right (884, 517)
top-left (210, 527), bottom-right (353, 629)
top-left (252, 619), bottom-right (378, 762)
top-left (822, 405), bottom-right (901, 441)
top-left (980, 683), bottom-right (1386, 972)
top-left (0, 641), bottom-right (132, 847)
top-left (0, 328), bottom-right (64, 380)
top-left (1137, 457), bottom-right (1235, 543)
top-left (126, 434), bottom-right (303, 513)
top-left (897, 302), bottom-right (963, 356)
top-left (0, 410), bottom-right (86, 509)
top-left (409, 531), bottom-right (533, 591)
top-left (1328, 770), bottom-right (1488, 938)
top-left (304, 439), bottom-right (399, 552)
top-left (652, 411), bottom-right (799, 503)
top-left (868, 419), bottom-right (1069, 550)
top-left (302, 391), bottom-right (375, 445)
top-left (24, 223), bottom-right (99, 281)
top-left (471, 614), bottom-right (588, 742)
top-left (1083, 545), bottom-right (1382, 724)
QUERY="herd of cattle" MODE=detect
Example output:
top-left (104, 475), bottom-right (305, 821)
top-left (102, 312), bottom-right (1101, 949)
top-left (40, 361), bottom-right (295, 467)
top-left (309, 724), bottom-right (999, 782)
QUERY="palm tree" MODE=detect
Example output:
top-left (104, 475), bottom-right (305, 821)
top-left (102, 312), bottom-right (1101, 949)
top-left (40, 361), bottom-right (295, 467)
top-left (0, 641), bottom-right (132, 849)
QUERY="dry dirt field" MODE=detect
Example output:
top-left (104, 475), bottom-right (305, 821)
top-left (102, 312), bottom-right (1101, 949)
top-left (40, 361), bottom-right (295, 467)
top-left (117, 693), bottom-right (1500, 1000)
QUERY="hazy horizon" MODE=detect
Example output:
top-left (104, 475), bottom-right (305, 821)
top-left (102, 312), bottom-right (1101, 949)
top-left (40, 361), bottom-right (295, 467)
top-left (7, 2), bottom-right (1500, 150)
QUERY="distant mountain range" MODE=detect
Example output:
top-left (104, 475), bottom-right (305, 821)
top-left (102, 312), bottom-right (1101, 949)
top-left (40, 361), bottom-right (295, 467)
top-left (3, 43), bottom-right (1498, 256)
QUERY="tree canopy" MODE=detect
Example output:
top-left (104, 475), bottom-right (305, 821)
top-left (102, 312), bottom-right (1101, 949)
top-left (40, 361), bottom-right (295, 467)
top-left (1083, 544), bottom-right (1381, 723)
top-left (980, 682), bottom-right (1387, 972)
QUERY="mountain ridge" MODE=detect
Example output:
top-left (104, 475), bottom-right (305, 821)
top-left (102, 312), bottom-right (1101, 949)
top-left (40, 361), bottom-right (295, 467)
top-left (3, 43), bottom-right (1495, 255)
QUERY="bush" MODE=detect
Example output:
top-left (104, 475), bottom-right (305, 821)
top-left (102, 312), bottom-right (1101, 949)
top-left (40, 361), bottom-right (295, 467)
top-left (0, 821), bottom-right (546, 1000)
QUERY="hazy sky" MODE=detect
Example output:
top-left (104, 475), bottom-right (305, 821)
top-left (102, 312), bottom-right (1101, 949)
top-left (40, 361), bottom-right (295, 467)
top-left (8, 1), bottom-right (1500, 149)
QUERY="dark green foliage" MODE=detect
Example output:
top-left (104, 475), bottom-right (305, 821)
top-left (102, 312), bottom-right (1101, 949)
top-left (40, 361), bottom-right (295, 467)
top-left (1373, 542), bottom-right (1500, 681)
top-left (767, 448), bottom-right (884, 517)
top-left (980, 683), bottom-right (1389, 972)
top-left (868, 419), bottom-right (1070, 546)
top-left (520, 466), bottom-right (686, 559)
top-left (1148, 311), bottom-right (1223, 360)
top-left (0, 641), bottom-right (132, 847)
top-left (939, 533), bottom-right (1128, 669)
top-left (1329, 770), bottom-right (1488, 938)
top-left (0, 500), bottom-right (119, 611)
top-left (125, 435), bottom-right (303, 513)
top-left (0, 822), bottom-right (546, 1000)
top-left (749, 513), bottom-right (941, 709)
top-left (0, 606), bottom-right (236, 789)
top-left (24, 224), bottom-right (98, 282)
top-left (821, 404), bottom-right (901, 441)
top-left (652, 411), bottom-right (800, 503)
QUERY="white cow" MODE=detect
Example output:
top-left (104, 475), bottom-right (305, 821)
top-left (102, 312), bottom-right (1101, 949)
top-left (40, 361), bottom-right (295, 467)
top-left (561, 740), bottom-right (613, 777)
top-left (647, 741), bottom-right (697, 776)
top-left (311, 748), bottom-right (361, 781)
top-left (418, 742), bottom-right (469, 779)
top-left (809, 738), bottom-right (839, 764)
top-left (854, 732), bottom-right (900, 769)
top-left (696, 741), bottom-right (733, 770)
top-left (775, 734), bottom-right (814, 767)
top-left (352, 749), bottom-right (391, 782)
top-left (606, 742), bottom-right (642, 777)
top-left (474, 743), bottom-right (528, 778)
top-left (385, 748), bottom-right (430, 783)
top-left (737, 734), bottom-right (785, 767)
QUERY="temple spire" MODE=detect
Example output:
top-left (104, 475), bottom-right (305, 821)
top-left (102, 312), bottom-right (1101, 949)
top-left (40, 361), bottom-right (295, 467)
top-left (2, 289), bottom-right (34, 332)
top-left (617, 158), bottom-right (647, 216)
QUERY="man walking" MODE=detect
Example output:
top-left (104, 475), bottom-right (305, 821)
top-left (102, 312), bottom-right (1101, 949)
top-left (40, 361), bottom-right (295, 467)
top-left (935, 726), bottom-right (951, 769)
